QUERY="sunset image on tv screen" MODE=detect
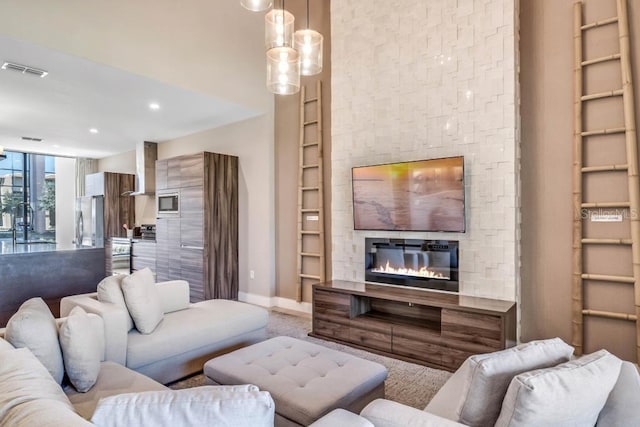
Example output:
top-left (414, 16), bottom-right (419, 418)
top-left (352, 157), bottom-right (465, 232)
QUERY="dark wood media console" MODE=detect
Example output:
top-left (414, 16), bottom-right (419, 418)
top-left (310, 281), bottom-right (517, 372)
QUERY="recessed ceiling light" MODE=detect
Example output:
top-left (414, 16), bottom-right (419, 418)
top-left (89, 128), bottom-right (99, 134)
top-left (53, 144), bottom-right (60, 148)
top-left (149, 102), bottom-right (160, 111)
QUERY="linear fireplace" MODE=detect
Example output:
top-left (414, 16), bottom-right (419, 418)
top-left (365, 238), bottom-right (459, 292)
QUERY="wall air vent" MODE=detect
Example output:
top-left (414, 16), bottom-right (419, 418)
top-left (21, 136), bottom-right (43, 142)
top-left (1, 62), bottom-right (48, 78)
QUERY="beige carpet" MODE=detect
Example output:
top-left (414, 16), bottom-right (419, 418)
top-left (168, 310), bottom-right (451, 409)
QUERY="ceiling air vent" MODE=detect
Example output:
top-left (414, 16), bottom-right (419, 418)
top-left (1, 62), bottom-right (48, 78)
top-left (21, 136), bottom-right (43, 142)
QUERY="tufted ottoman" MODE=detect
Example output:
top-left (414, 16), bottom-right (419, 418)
top-left (203, 336), bottom-right (388, 426)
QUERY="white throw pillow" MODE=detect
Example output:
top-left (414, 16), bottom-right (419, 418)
top-left (0, 337), bottom-right (14, 353)
top-left (426, 337), bottom-right (574, 426)
top-left (59, 306), bottom-right (105, 393)
top-left (97, 274), bottom-right (134, 331)
top-left (0, 347), bottom-right (90, 426)
top-left (5, 297), bottom-right (65, 384)
top-left (90, 385), bottom-right (275, 427)
top-left (495, 349), bottom-right (622, 427)
top-left (121, 268), bottom-right (164, 334)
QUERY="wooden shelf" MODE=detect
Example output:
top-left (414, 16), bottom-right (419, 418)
top-left (311, 281), bottom-right (517, 372)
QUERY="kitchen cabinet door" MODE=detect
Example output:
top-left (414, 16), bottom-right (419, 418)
top-left (155, 160), bottom-right (168, 191)
top-left (180, 186), bottom-right (204, 248)
top-left (180, 153), bottom-right (205, 188)
top-left (181, 247), bottom-right (205, 302)
top-left (167, 158), bottom-right (181, 190)
top-left (155, 217), bottom-right (180, 282)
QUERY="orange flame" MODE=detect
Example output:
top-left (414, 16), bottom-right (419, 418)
top-left (371, 260), bottom-right (448, 279)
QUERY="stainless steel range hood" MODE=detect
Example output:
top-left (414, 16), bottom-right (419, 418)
top-left (124, 141), bottom-right (157, 196)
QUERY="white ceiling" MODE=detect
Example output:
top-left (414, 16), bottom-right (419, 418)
top-left (0, 34), bottom-right (261, 159)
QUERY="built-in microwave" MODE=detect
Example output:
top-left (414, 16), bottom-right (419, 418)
top-left (157, 192), bottom-right (179, 215)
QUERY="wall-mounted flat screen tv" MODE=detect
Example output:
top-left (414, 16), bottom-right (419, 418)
top-left (352, 156), bottom-right (465, 232)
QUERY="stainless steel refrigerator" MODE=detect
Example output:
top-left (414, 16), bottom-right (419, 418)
top-left (75, 196), bottom-right (104, 248)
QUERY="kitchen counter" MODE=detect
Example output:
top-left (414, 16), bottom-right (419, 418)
top-left (0, 241), bottom-right (101, 255)
top-left (0, 247), bottom-right (106, 326)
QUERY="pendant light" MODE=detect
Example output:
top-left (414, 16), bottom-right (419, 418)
top-left (265, 1), bottom-right (300, 95)
top-left (293, 0), bottom-right (323, 76)
top-left (240, 0), bottom-right (272, 12)
top-left (265, 5), bottom-right (294, 49)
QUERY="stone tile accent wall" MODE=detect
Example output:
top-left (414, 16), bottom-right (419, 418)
top-left (331, 0), bottom-right (519, 301)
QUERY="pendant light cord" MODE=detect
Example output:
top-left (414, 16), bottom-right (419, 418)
top-left (282, 0), bottom-right (286, 46)
top-left (306, 0), bottom-right (310, 29)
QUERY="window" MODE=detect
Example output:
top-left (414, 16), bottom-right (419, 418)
top-left (0, 151), bottom-right (57, 244)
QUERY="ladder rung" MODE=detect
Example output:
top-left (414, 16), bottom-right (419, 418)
top-left (301, 252), bottom-right (321, 257)
top-left (582, 309), bottom-right (637, 321)
top-left (581, 164), bottom-right (628, 173)
top-left (301, 187), bottom-right (319, 191)
top-left (581, 89), bottom-right (623, 101)
top-left (582, 238), bottom-right (633, 245)
top-left (581, 127), bottom-right (626, 136)
top-left (304, 97), bottom-right (318, 104)
top-left (581, 202), bottom-right (630, 208)
top-left (581, 16), bottom-right (618, 31)
top-left (581, 53), bottom-right (621, 66)
top-left (304, 120), bottom-right (318, 126)
top-left (301, 231), bottom-right (321, 235)
top-left (581, 273), bottom-right (635, 284)
top-left (302, 164), bottom-right (319, 169)
top-left (301, 209), bottom-right (320, 213)
top-left (302, 142), bottom-right (319, 147)
top-left (300, 274), bottom-right (321, 280)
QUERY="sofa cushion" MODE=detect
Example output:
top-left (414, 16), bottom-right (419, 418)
top-left (97, 274), bottom-right (134, 331)
top-left (425, 337), bottom-right (573, 427)
top-left (121, 268), bottom-right (164, 334)
top-left (126, 299), bottom-right (268, 369)
top-left (596, 361), bottom-right (640, 427)
top-left (59, 306), bottom-right (105, 393)
top-left (0, 347), bottom-right (91, 426)
top-left (495, 349), bottom-right (622, 427)
top-left (5, 297), bottom-right (65, 384)
top-left (64, 361), bottom-right (168, 420)
top-left (90, 385), bottom-right (275, 427)
top-left (0, 337), bottom-right (14, 353)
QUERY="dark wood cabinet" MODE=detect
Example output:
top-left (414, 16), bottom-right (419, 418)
top-left (155, 152), bottom-right (238, 302)
top-left (311, 281), bottom-right (517, 372)
top-left (85, 172), bottom-right (135, 239)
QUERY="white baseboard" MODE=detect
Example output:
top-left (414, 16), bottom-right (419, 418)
top-left (238, 292), bottom-right (273, 308)
top-left (272, 297), bottom-right (312, 314)
top-left (238, 292), bottom-right (312, 315)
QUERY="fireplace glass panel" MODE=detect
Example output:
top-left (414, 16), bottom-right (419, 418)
top-left (365, 238), bottom-right (458, 292)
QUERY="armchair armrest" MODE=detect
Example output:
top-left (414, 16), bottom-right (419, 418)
top-left (361, 399), bottom-right (466, 427)
top-left (60, 293), bottom-right (128, 365)
top-left (310, 409), bottom-right (374, 427)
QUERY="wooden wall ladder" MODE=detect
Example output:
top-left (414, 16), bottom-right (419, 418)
top-left (573, 0), bottom-right (640, 362)
top-left (296, 80), bottom-right (326, 302)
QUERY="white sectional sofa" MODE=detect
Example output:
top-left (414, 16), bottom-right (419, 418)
top-left (0, 297), bottom-right (274, 426)
top-left (60, 273), bottom-right (269, 384)
top-left (311, 338), bottom-right (640, 427)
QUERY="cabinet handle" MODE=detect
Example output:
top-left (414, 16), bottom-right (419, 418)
top-left (180, 244), bottom-right (204, 250)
